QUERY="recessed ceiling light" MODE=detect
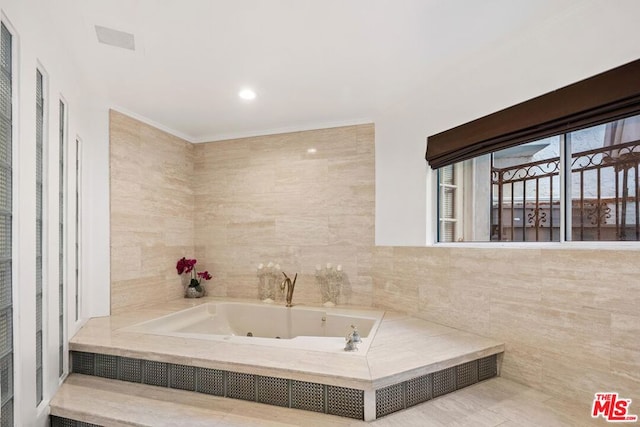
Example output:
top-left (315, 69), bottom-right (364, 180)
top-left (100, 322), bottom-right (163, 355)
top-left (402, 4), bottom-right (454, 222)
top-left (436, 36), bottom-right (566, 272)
top-left (307, 148), bottom-right (317, 154)
top-left (239, 88), bottom-right (256, 100)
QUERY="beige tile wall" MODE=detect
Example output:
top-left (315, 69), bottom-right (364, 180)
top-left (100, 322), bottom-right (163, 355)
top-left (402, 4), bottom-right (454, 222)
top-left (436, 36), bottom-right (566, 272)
top-left (110, 111), bottom-right (638, 403)
top-left (192, 124), bottom-right (376, 306)
top-left (372, 246), bottom-right (640, 402)
top-left (110, 112), bottom-right (375, 311)
top-left (110, 111), bottom-right (195, 313)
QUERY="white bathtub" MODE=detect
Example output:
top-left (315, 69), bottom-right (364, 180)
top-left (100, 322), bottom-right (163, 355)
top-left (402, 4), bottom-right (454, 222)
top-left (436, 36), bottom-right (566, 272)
top-left (123, 302), bottom-right (385, 354)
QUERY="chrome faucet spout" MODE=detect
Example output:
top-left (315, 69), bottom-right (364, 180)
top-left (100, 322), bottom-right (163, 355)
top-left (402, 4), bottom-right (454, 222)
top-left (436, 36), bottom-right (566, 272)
top-left (280, 272), bottom-right (297, 307)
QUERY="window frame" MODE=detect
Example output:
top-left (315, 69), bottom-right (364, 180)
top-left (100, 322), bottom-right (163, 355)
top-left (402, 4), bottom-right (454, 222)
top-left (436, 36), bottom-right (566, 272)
top-left (431, 119), bottom-right (640, 248)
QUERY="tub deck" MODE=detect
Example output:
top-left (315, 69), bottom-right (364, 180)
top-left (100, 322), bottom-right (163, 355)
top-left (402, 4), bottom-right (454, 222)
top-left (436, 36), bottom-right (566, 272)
top-left (70, 297), bottom-right (504, 391)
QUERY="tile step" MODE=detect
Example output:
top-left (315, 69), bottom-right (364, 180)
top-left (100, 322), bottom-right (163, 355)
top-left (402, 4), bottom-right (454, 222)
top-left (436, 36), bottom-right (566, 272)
top-left (50, 374), bottom-right (357, 426)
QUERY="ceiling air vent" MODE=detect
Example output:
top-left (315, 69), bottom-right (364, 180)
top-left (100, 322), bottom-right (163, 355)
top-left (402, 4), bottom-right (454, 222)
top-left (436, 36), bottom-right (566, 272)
top-left (95, 25), bottom-right (135, 51)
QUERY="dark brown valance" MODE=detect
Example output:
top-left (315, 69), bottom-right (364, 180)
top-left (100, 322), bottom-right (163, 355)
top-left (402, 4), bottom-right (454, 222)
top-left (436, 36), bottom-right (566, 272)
top-left (425, 58), bottom-right (640, 169)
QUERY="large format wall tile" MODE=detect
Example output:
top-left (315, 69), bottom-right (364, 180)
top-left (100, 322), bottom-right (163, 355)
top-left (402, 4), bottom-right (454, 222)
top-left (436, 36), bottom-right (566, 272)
top-left (192, 124), bottom-right (375, 306)
top-left (373, 245), bottom-right (640, 403)
top-left (111, 114), bottom-right (375, 310)
top-left (110, 111), bottom-right (195, 313)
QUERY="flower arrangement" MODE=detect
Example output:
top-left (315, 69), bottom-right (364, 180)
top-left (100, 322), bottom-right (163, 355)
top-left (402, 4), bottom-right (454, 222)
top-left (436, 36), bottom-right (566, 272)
top-left (176, 257), bottom-right (212, 294)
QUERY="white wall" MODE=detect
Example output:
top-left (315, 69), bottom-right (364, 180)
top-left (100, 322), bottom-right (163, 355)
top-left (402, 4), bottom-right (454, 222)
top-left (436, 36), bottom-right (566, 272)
top-left (0, 0), bottom-right (110, 424)
top-left (374, 0), bottom-right (640, 246)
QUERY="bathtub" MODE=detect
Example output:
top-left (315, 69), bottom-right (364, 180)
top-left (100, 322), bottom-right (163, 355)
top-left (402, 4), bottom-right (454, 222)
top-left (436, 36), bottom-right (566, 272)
top-left (123, 302), bottom-right (385, 354)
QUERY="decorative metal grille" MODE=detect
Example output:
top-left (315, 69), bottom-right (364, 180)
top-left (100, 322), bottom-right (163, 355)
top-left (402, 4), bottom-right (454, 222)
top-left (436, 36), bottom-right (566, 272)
top-left (66, 350), bottom-right (501, 421)
top-left (374, 357), bottom-right (497, 419)
top-left (492, 135), bottom-right (640, 242)
top-left (169, 364), bottom-right (196, 391)
top-left (433, 366), bottom-right (457, 397)
top-left (95, 354), bottom-right (118, 379)
top-left (376, 382), bottom-right (404, 418)
top-left (257, 376), bottom-right (289, 407)
top-left (327, 385), bottom-right (364, 420)
top-left (227, 372), bottom-right (256, 401)
top-left (405, 373), bottom-right (432, 407)
top-left (456, 360), bottom-right (479, 389)
top-left (50, 417), bottom-right (76, 427)
top-left (50, 416), bottom-right (102, 427)
top-left (196, 367), bottom-right (224, 396)
top-left (72, 351), bottom-right (95, 375)
top-left (143, 360), bottom-right (168, 387)
top-left (478, 354), bottom-right (498, 381)
top-left (291, 380), bottom-right (324, 413)
top-left (117, 357), bottom-right (142, 383)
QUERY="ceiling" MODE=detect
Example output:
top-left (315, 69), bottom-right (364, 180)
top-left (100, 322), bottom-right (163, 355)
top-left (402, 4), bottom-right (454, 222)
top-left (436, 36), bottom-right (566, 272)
top-left (50, 0), bottom-right (599, 142)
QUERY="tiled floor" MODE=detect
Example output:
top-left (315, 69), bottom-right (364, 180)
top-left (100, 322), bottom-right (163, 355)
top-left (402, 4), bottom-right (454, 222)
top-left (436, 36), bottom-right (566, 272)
top-left (52, 374), bottom-right (614, 426)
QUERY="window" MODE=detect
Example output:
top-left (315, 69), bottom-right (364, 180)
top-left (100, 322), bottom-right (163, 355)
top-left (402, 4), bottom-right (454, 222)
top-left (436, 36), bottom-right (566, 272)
top-left (0, 21), bottom-right (13, 426)
top-left (428, 59), bottom-right (640, 243)
top-left (436, 113), bottom-right (640, 242)
top-left (75, 139), bottom-right (80, 321)
top-left (35, 69), bottom-right (45, 404)
top-left (570, 115), bottom-right (640, 241)
top-left (491, 136), bottom-right (561, 242)
top-left (58, 100), bottom-right (65, 377)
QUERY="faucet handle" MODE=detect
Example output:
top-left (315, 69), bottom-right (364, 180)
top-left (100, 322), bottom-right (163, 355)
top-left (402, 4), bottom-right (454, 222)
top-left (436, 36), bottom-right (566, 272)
top-left (282, 271), bottom-right (297, 283)
top-left (344, 326), bottom-right (360, 352)
top-left (350, 325), bottom-right (362, 343)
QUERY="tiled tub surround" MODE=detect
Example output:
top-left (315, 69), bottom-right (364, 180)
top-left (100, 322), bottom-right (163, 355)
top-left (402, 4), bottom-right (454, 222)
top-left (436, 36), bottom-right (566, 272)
top-left (65, 297), bottom-right (504, 421)
top-left (110, 111), bottom-right (376, 314)
top-left (191, 124), bottom-right (376, 307)
top-left (109, 110), bottom-right (196, 313)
